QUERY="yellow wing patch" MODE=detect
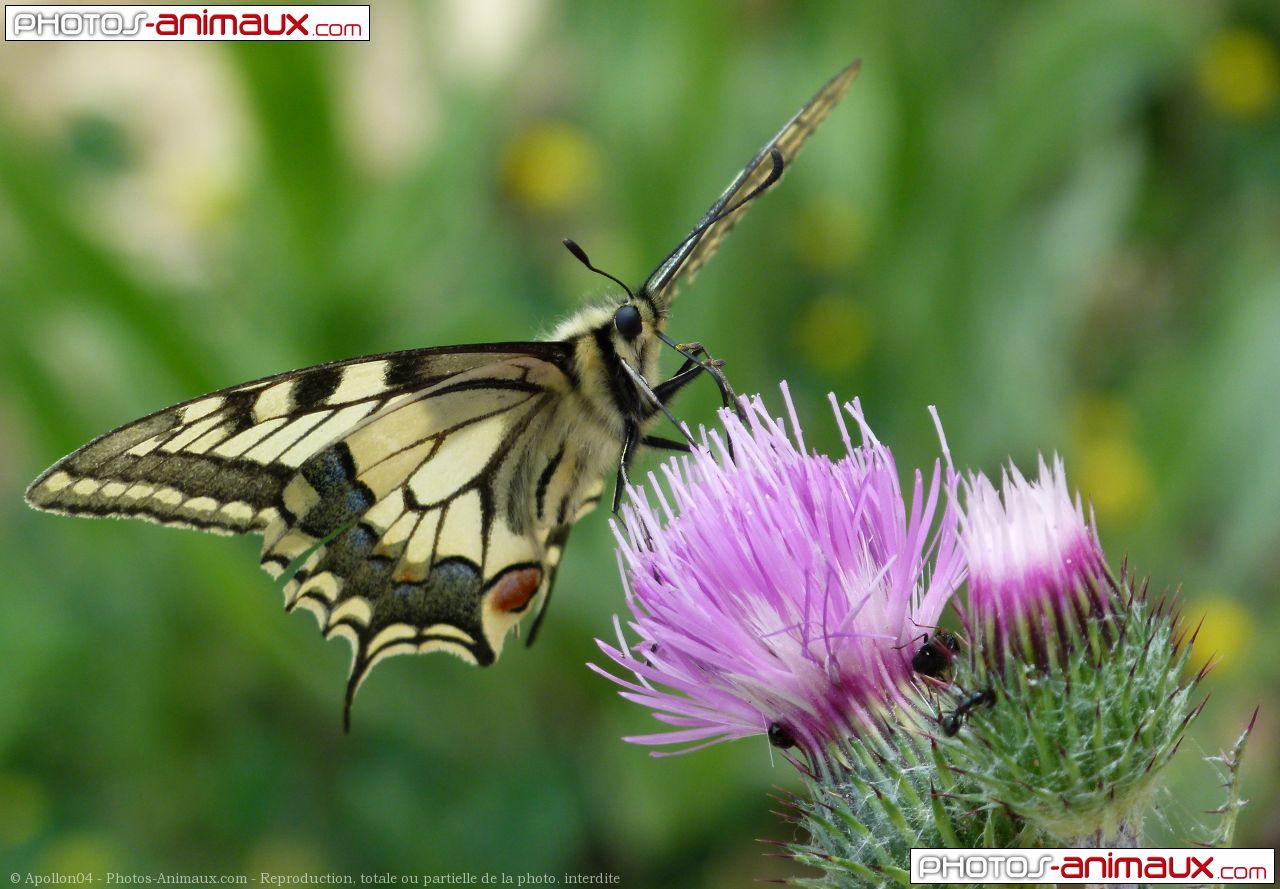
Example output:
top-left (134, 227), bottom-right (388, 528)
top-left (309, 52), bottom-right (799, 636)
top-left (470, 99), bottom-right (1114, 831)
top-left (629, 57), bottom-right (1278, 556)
top-left (243, 353), bottom-right (595, 726)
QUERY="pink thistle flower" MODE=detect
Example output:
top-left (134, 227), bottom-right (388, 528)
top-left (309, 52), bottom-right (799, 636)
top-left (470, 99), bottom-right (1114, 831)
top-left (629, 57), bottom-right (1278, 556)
top-left (590, 386), bottom-right (965, 762)
top-left (960, 457), bottom-right (1110, 668)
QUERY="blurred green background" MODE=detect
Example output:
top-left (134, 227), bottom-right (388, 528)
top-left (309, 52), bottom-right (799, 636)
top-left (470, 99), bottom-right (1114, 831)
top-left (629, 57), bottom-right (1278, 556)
top-left (3, 0), bottom-right (1279, 884)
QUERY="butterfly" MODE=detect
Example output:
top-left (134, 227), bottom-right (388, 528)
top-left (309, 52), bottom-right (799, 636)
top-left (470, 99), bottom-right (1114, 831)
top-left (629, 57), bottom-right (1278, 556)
top-left (25, 61), bottom-right (861, 726)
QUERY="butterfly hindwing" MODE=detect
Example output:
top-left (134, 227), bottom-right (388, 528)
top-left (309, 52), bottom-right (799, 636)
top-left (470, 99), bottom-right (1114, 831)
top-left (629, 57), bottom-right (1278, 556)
top-left (242, 350), bottom-right (597, 719)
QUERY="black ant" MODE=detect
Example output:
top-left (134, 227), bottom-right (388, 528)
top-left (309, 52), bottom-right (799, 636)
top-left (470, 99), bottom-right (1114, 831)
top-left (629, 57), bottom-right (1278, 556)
top-left (941, 688), bottom-right (996, 737)
top-left (899, 627), bottom-right (962, 681)
top-left (767, 721), bottom-right (797, 749)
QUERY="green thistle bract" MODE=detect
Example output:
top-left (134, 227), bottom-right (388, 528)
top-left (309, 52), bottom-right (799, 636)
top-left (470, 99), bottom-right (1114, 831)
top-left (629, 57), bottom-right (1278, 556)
top-left (942, 460), bottom-right (1206, 845)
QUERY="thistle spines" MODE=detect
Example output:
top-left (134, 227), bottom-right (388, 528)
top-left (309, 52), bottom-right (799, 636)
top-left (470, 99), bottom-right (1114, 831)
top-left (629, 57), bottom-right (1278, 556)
top-left (933, 574), bottom-right (1203, 846)
top-left (785, 725), bottom-right (1019, 888)
top-left (1195, 706), bottom-right (1258, 849)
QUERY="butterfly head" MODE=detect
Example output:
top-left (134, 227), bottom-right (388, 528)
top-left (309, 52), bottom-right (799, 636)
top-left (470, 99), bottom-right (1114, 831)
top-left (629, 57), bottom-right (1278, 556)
top-left (560, 238), bottom-right (665, 355)
top-left (600, 298), bottom-right (662, 387)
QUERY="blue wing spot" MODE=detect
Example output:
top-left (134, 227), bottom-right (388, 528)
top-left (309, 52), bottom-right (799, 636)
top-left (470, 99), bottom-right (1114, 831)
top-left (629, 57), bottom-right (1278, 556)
top-left (302, 444), bottom-right (356, 495)
top-left (346, 522), bottom-right (378, 552)
top-left (392, 582), bottom-right (424, 608)
top-left (375, 558), bottom-right (483, 638)
top-left (298, 475), bottom-right (376, 539)
top-left (346, 485), bottom-right (374, 513)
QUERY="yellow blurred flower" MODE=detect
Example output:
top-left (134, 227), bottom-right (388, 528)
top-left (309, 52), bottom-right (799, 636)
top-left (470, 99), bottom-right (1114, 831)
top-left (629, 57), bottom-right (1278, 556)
top-left (0, 773), bottom-right (48, 847)
top-left (161, 164), bottom-right (242, 233)
top-left (500, 121), bottom-right (600, 212)
top-left (792, 293), bottom-right (870, 375)
top-left (1188, 595), bottom-right (1252, 675)
top-left (37, 833), bottom-right (119, 875)
top-left (789, 197), bottom-right (867, 272)
top-left (245, 838), bottom-right (328, 876)
top-left (1070, 395), bottom-right (1152, 524)
top-left (1196, 27), bottom-right (1280, 119)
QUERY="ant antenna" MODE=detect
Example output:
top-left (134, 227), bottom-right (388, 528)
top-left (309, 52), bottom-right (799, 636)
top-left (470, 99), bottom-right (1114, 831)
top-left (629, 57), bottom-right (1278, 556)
top-left (905, 618), bottom-right (967, 647)
top-left (893, 633), bottom-right (930, 651)
top-left (562, 239), bottom-right (635, 299)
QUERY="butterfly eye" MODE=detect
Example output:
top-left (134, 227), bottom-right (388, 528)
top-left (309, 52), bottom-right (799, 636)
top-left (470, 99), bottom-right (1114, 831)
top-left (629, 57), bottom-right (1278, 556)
top-left (613, 304), bottom-right (643, 340)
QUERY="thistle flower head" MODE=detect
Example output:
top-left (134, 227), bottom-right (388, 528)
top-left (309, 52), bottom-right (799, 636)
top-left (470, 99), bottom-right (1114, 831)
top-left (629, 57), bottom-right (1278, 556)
top-left (960, 456), bottom-right (1109, 665)
top-left (591, 386), bottom-right (965, 762)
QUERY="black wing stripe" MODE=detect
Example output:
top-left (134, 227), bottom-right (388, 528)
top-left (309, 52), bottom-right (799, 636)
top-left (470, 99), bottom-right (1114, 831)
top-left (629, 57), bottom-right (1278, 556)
top-left (535, 446), bottom-right (564, 521)
top-left (291, 364), bottom-right (346, 408)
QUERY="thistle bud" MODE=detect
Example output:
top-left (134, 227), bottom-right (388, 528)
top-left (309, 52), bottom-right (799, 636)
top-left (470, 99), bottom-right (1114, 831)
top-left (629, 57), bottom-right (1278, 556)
top-left (960, 457), bottom-right (1109, 669)
top-left (943, 459), bottom-right (1204, 846)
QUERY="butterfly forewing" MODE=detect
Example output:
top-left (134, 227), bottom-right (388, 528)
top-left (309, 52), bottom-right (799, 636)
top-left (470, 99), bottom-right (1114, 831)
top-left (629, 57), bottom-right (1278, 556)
top-left (643, 61), bottom-right (861, 309)
top-left (25, 344), bottom-right (566, 534)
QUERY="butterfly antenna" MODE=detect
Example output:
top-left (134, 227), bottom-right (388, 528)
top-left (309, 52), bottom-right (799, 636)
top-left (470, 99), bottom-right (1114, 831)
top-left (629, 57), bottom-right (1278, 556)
top-left (641, 149), bottom-right (786, 300)
top-left (705, 148), bottom-right (785, 228)
top-left (562, 239), bottom-right (636, 299)
top-left (565, 153), bottom-right (784, 309)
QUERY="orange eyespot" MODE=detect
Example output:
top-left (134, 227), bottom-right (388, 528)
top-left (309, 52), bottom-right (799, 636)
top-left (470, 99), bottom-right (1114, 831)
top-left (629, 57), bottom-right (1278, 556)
top-left (490, 567), bottom-right (542, 614)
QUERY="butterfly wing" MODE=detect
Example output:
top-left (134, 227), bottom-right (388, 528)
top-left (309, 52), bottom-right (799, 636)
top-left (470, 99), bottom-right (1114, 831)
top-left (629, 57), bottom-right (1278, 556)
top-left (28, 342), bottom-right (593, 724)
top-left (250, 353), bottom-right (599, 724)
top-left (25, 343), bottom-right (568, 535)
top-left (642, 60), bottom-right (861, 310)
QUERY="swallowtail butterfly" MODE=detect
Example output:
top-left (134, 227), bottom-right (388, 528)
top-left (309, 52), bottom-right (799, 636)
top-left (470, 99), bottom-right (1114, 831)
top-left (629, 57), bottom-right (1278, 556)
top-left (26, 61), bottom-right (860, 726)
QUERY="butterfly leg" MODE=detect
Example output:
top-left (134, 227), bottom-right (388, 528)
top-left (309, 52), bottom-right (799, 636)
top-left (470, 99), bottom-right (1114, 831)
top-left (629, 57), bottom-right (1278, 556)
top-left (641, 435), bottom-right (691, 453)
top-left (650, 345), bottom-right (733, 415)
top-left (652, 343), bottom-right (745, 463)
top-left (652, 362), bottom-right (704, 404)
top-left (675, 341), bottom-right (746, 421)
top-left (612, 421), bottom-right (642, 514)
top-left (654, 331), bottom-right (744, 420)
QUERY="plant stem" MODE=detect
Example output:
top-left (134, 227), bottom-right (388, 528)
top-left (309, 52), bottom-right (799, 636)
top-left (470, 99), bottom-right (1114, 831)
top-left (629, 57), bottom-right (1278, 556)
top-left (1077, 817), bottom-right (1141, 889)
